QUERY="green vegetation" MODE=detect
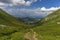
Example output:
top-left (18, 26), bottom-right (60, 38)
top-left (0, 9), bottom-right (34, 40)
top-left (33, 9), bottom-right (60, 40)
top-left (0, 9), bottom-right (60, 40)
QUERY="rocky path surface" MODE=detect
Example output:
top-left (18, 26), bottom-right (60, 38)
top-left (24, 29), bottom-right (38, 40)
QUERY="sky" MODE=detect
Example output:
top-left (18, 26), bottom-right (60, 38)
top-left (0, 0), bottom-right (60, 18)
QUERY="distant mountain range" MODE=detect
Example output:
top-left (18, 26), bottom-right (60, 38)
top-left (4, 9), bottom-right (54, 18)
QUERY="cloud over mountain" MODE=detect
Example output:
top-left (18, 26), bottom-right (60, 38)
top-left (41, 7), bottom-right (60, 11)
top-left (5, 7), bottom-right (59, 18)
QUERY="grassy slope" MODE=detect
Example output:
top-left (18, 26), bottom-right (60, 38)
top-left (0, 9), bottom-right (38, 40)
top-left (0, 9), bottom-right (26, 26)
top-left (33, 9), bottom-right (60, 40)
top-left (0, 9), bottom-right (34, 27)
top-left (0, 9), bottom-right (33, 40)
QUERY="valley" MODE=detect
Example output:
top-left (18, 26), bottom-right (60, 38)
top-left (0, 9), bottom-right (60, 40)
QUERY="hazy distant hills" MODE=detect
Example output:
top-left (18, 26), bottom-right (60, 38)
top-left (0, 9), bottom-right (26, 26)
top-left (5, 9), bottom-right (54, 18)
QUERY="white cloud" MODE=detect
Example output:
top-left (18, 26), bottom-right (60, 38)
top-left (0, 2), bottom-right (5, 6)
top-left (0, 2), bottom-right (13, 6)
top-left (5, 7), bottom-right (60, 18)
top-left (41, 7), bottom-right (60, 11)
top-left (12, 0), bottom-right (37, 6)
top-left (12, 0), bottom-right (25, 5)
top-left (0, 2), bottom-right (8, 8)
top-left (0, 0), bottom-right (38, 7)
top-left (25, 1), bottom-right (32, 6)
top-left (48, 7), bottom-right (60, 10)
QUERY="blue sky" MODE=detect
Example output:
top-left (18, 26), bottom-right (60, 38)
top-left (0, 0), bottom-right (60, 18)
top-left (0, 0), bottom-right (60, 9)
top-left (30, 0), bottom-right (60, 8)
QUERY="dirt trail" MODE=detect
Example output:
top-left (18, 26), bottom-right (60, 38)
top-left (33, 32), bottom-right (38, 40)
top-left (24, 29), bottom-right (38, 40)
